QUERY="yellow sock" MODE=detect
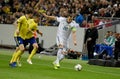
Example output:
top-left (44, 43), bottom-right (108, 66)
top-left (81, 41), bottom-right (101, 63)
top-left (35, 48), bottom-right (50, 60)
top-left (13, 50), bottom-right (23, 62)
top-left (17, 55), bottom-right (21, 62)
top-left (10, 52), bottom-right (16, 63)
top-left (10, 47), bottom-right (20, 63)
top-left (28, 48), bottom-right (37, 60)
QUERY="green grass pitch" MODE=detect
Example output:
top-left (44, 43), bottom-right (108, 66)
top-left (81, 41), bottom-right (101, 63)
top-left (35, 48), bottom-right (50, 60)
top-left (0, 49), bottom-right (120, 79)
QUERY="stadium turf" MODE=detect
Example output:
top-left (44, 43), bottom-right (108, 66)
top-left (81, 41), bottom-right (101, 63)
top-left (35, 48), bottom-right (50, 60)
top-left (0, 49), bottom-right (120, 79)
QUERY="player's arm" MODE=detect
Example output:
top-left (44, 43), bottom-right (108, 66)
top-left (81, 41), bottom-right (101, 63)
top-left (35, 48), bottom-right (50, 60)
top-left (28, 28), bottom-right (34, 34)
top-left (13, 20), bottom-right (18, 28)
top-left (36, 29), bottom-right (43, 36)
top-left (71, 27), bottom-right (77, 45)
top-left (15, 20), bottom-right (21, 35)
top-left (40, 12), bottom-right (57, 20)
top-left (16, 16), bottom-right (24, 35)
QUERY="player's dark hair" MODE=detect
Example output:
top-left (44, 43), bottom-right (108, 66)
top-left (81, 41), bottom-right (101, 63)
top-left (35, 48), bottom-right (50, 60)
top-left (25, 8), bottom-right (33, 14)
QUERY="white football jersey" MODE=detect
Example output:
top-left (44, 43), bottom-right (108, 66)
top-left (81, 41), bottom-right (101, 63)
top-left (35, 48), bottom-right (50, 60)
top-left (56, 17), bottom-right (77, 47)
top-left (56, 17), bottom-right (74, 40)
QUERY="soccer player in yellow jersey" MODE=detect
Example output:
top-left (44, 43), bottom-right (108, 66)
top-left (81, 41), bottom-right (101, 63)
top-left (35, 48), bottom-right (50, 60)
top-left (9, 30), bottom-right (22, 66)
top-left (9, 9), bottom-right (33, 67)
top-left (26, 14), bottom-right (43, 64)
top-left (9, 20), bottom-right (23, 67)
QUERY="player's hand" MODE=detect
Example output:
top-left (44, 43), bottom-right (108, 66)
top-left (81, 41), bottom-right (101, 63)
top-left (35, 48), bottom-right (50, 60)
top-left (40, 32), bottom-right (43, 36)
top-left (16, 29), bottom-right (19, 35)
top-left (74, 41), bottom-right (77, 46)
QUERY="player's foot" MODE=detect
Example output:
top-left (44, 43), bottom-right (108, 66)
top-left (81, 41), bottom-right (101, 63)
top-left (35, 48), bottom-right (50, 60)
top-left (13, 62), bottom-right (17, 66)
top-left (53, 62), bottom-right (58, 69)
top-left (52, 62), bottom-right (60, 69)
top-left (54, 66), bottom-right (58, 69)
top-left (27, 59), bottom-right (33, 64)
top-left (9, 62), bottom-right (17, 67)
top-left (17, 61), bottom-right (22, 67)
top-left (56, 64), bottom-right (60, 68)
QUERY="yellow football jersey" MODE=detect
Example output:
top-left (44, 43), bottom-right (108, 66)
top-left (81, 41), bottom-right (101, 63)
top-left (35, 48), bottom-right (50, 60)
top-left (26, 19), bottom-right (38, 39)
top-left (17, 15), bottom-right (29, 39)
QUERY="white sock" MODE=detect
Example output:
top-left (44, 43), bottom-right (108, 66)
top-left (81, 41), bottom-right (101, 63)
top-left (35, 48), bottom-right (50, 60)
top-left (59, 52), bottom-right (64, 62)
top-left (55, 48), bottom-right (64, 64)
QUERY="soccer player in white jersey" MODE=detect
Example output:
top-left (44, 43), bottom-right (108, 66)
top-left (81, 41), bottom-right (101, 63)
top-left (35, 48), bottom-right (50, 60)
top-left (40, 10), bottom-right (77, 69)
top-left (55, 17), bottom-right (79, 69)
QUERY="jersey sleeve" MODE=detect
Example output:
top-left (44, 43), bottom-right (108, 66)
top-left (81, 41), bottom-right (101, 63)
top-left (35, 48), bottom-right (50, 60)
top-left (17, 16), bottom-right (25, 30)
top-left (56, 17), bottom-right (66, 23)
top-left (56, 17), bottom-right (61, 22)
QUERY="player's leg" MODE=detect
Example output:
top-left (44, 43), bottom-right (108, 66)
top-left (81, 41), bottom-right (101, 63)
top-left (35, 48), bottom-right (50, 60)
top-left (9, 37), bottom-right (19, 64)
top-left (27, 43), bottom-right (38, 64)
top-left (10, 47), bottom-right (22, 67)
top-left (27, 37), bottom-right (38, 64)
top-left (58, 40), bottom-right (68, 63)
top-left (10, 37), bottom-right (25, 67)
top-left (53, 48), bottom-right (63, 65)
top-left (53, 47), bottom-right (68, 69)
top-left (53, 37), bottom-right (67, 69)
top-left (17, 54), bottom-right (22, 67)
top-left (9, 37), bottom-right (23, 67)
top-left (11, 44), bottom-right (24, 66)
top-left (13, 37), bottom-right (25, 62)
top-left (59, 48), bottom-right (67, 62)
top-left (10, 47), bottom-right (19, 63)
top-left (53, 36), bottom-right (62, 68)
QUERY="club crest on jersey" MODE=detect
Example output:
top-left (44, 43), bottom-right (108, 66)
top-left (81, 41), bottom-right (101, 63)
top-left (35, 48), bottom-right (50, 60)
top-left (63, 26), bottom-right (68, 31)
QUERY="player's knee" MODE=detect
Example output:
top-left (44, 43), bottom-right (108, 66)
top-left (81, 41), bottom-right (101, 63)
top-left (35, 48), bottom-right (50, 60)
top-left (19, 47), bottom-right (25, 51)
top-left (35, 46), bottom-right (38, 49)
top-left (33, 43), bottom-right (38, 49)
top-left (20, 47), bottom-right (25, 51)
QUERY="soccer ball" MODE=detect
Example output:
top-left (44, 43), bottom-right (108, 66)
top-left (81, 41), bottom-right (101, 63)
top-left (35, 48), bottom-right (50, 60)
top-left (74, 64), bottom-right (82, 71)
